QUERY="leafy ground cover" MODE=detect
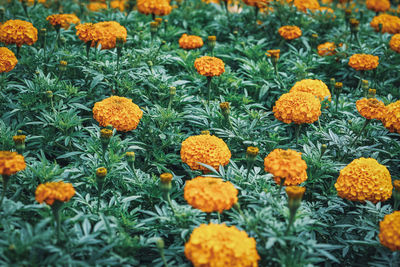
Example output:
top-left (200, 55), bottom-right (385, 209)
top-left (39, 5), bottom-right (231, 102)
top-left (0, 0), bottom-right (400, 266)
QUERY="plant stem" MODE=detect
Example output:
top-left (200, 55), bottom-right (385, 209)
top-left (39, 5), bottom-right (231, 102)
top-left (206, 212), bottom-right (211, 223)
top-left (97, 182), bottom-right (104, 213)
top-left (165, 192), bottom-right (177, 216)
top-left (277, 178), bottom-right (285, 196)
top-left (295, 124), bottom-right (302, 147)
top-left (160, 248), bottom-right (168, 267)
top-left (350, 119), bottom-right (370, 147)
top-left (285, 211), bottom-right (296, 235)
top-left (206, 76), bottom-right (212, 105)
top-left (0, 175), bottom-right (9, 207)
top-left (51, 202), bottom-right (62, 243)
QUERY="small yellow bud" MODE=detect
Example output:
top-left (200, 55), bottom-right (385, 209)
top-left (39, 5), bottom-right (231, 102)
top-left (96, 167), bottom-right (107, 179)
top-left (201, 130), bottom-right (210, 135)
top-left (246, 146), bottom-right (259, 158)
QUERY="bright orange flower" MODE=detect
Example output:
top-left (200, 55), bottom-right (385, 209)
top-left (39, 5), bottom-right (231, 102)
top-left (379, 211), bottom-right (400, 251)
top-left (0, 151), bottom-right (26, 176)
top-left (87, 2), bottom-right (108, 11)
top-left (0, 47), bottom-right (18, 73)
top-left (35, 181), bottom-right (75, 205)
top-left (348, 54), bottom-right (379, 71)
top-left (0, 20), bottom-right (38, 47)
top-left (137, 0), bottom-right (172, 16)
top-left (390, 34), bottom-right (400, 53)
top-left (366, 0), bottom-right (390, 13)
top-left (278, 25), bottom-right (302, 40)
top-left (356, 98), bottom-right (387, 120)
top-left (179, 34), bottom-right (204, 50)
top-left (194, 56), bottom-right (225, 77)
top-left (382, 100), bottom-right (400, 134)
top-left (370, 14), bottom-right (400, 34)
top-left (46, 14), bottom-right (80, 30)
top-left (317, 42), bottom-right (336, 56)
top-left (294, 0), bottom-right (320, 13)
top-left (289, 79), bottom-right (331, 102)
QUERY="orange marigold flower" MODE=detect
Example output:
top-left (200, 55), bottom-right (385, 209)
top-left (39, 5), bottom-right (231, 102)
top-left (137, 0), bottom-right (172, 16)
top-left (76, 23), bottom-right (97, 44)
top-left (382, 100), bottom-right (400, 134)
top-left (278, 25), bottom-right (302, 40)
top-left (273, 91), bottom-right (321, 124)
top-left (184, 176), bottom-right (238, 213)
top-left (348, 54), bottom-right (379, 71)
top-left (390, 34), bottom-right (400, 53)
top-left (266, 49), bottom-right (280, 59)
top-left (293, 0), bottom-right (320, 13)
top-left (93, 96), bottom-right (143, 132)
top-left (334, 158), bottom-right (392, 203)
top-left (110, 0), bottom-right (126, 11)
top-left (46, 14), bottom-right (80, 30)
top-left (35, 181), bottom-right (75, 205)
top-left (356, 98), bottom-right (387, 120)
top-left (379, 211), bottom-right (400, 251)
top-left (194, 56), bottom-right (225, 77)
top-left (0, 151), bottom-right (26, 176)
top-left (93, 21), bottom-right (127, 50)
top-left (242, 0), bottom-right (269, 8)
top-left (370, 14), bottom-right (400, 34)
top-left (0, 47), bottom-right (18, 73)
top-left (185, 223), bottom-right (260, 267)
top-left (264, 148), bottom-right (308, 186)
top-left (0, 19), bottom-right (38, 47)
top-left (180, 134), bottom-right (231, 171)
top-left (179, 34), bottom-right (204, 50)
top-left (317, 42), bottom-right (336, 56)
top-left (290, 79), bottom-right (331, 102)
top-left (87, 2), bottom-right (107, 12)
top-left (366, 0), bottom-right (390, 13)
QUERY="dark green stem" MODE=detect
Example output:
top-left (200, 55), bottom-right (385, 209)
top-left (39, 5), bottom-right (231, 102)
top-left (206, 76), bottom-right (212, 104)
top-left (285, 211), bottom-right (296, 235)
top-left (0, 175), bottom-right (10, 207)
top-left (97, 181), bottom-right (104, 213)
top-left (350, 119), bottom-right (370, 147)
top-left (295, 124), bottom-right (302, 147)
top-left (246, 160), bottom-right (255, 180)
top-left (51, 202), bottom-right (62, 243)
top-left (160, 248), bottom-right (168, 267)
top-left (277, 178), bottom-right (285, 196)
top-left (165, 192), bottom-right (177, 216)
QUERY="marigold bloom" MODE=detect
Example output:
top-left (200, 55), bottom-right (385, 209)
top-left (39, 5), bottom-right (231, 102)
top-left (289, 79), bottom-right (331, 102)
top-left (180, 134), bottom-right (231, 171)
top-left (76, 23), bottom-right (97, 44)
top-left (185, 223), bottom-right (260, 266)
top-left (0, 151), bottom-right (26, 176)
top-left (96, 167), bottom-right (107, 178)
top-left (160, 173), bottom-right (173, 183)
top-left (87, 2), bottom-right (108, 12)
top-left (137, 0), bottom-right (172, 16)
top-left (390, 34), bottom-right (400, 53)
top-left (110, 0), bottom-right (126, 11)
top-left (294, 0), bottom-right (320, 13)
top-left (273, 91), bottom-right (321, 124)
top-left (366, 0), bottom-right (390, 13)
top-left (317, 42), bottom-right (336, 56)
top-left (285, 186), bottom-right (306, 200)
top-left (348, 54), bottom-right (379, 71)
top-left (242, 0), bottom-right (269, 8)
top-left (35, 181), bottom-right (75, 205)
top-left (0, 19), bottom-right (38, 47)
top-left (93, 96), bottom-right (143, 132)
top-left (370, 14), bottom-right (400, 34)
top-left (334, 158), bottom-right (392, 203)
top-left (382, 100), bottom-right (400, 134)
top-left (264, 148), bottom-right (308, 186)
top-left (356, 98), bottom-right (387, 120)
top-left (184, 177), bottom-right (238, 213)
top-left (93, 21), bottom-right (127, 50)
top-left (0, 47), bottom-right (18, 73)
top-left (12, 135), bottom-right (26, 145)
top-left (246, 146), bottom-right (259, 157)
top-left (46, 14), bottom-right (80, 30)
top-left (379, 211), bottom-right (400, 251)
top-left (278, 25), bottom-right (302, 40)
top-left (194, 56), bottom-right (225, 77)
top-left (266, 49), bottom-right (280, 59)
top-left (179, 34), bottom-right (204, 50)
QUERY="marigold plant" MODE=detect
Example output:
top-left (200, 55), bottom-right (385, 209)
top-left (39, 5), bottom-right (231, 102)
top-left (278, 25), bottom-right (302, 40)
top-left (137, 0), bottom-right (172, 16)
top-left (264, 148), bottom-right (308, 186)
top-left (35, 181), bottom-right (75, 205)
top-left (0, 19), bottom-right (38, 47)
top-left (317, 42), bottom-right (336, 56)
top-left (366, 0), bottom-right (390, 13)
top-left (0, 47), bottom-right (18, 73)
top-left (194, 56), bottom-right (225, 77)
top-left (93, 96), bottom-right (143, 132)
top-left (0, 151), bottom-right (26, 176)
top-left (379, 211), bottom-right (400, 251)
top-left (381, 100), bottom-right (400, 134)
top-left (179, 34), bottom-right (204, 50)
top-left (46, 14), bottom-right (80, 30)
top-left (180, 133), bottom-right (231, 171)
top-left (185, 223), bottom-right (260, 266)
top-left (334, 158), bottom-right (392, 203)
top-left (390, 34), bottom-right (400, 53)
top-left (289, 79), bottom-right (331, 102)
top-left (348, 54), bottom-right (379, 71)
top-left (370, 14), bottom-right (400, 34)
top-left (356, 98), bottom-right (387, 120)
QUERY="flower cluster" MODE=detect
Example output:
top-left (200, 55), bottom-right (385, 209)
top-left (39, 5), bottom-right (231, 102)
top-left (179, 34), bottom-right (204, 50)
top-left (356, 98), bottom-right (387, 120)
top-left (317, 42), bottom-right (336, 56)
top-left (366, 0), bottom-right (390, 13)
top-left (0, 47), bottom-right (18, 73)
top-left (137, 0), bottom-right (172, 16)
top-left (46, 14), bottom-right (80, 30)
top-left (273, 91), bottom-right (321, 124)
top-left (334, 158), bottom-right (392, 203)
top-left (184, 177), bottom-right (238, 213)
top-left (35, 181), bottom-right (75, 205)
top-left (289, 79), bottom-right (331, 102)
top-left (370, 14), bottom-right (400, 34)
top-left (379, 211), bottom-right (400, 251)
top-left (185, 223), bottom-right (260, 267)
top-left (264, 148), bottom-right (308, 186)
top-left (348, 54), bottom-right (379, 71)
top-left (382, 100), bottom-right (400, 134)
top-left (278, 25), bottom-right (302, 40)
top-left (0, 19), bottom-right (38, 47)
top-left (194, 56), bottom-right (225, 77)
top-left (0, 151), bottom-right (26, 176)
top-left (93, 96), bottom-right (143, 132)
top-left (180, 133), bottom-right (231, 171)
top-left (390, 34), bottom-right (400, 53)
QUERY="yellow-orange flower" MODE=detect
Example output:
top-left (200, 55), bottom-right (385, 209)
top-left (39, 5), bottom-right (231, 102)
top-left (185, 223), bottom-right (260, 267)
top-left (46, 14), bottom-right (80, 30)
top-left (93, 96), bottom-right (143, 132)
top-left (370, 14), bottom-right (400, 34)
top-left (180, 134), bottom-right (231, 171)
top-left (356, 98), bottom-right (387, 120)
top-left (390, 34), bottom-right (400, 53)
top-left (110, 0), bottom-right (126, 11)
top-left (366, 0), bottom-right (390, 13)
top-left (194, 56), bottom-right (225, 77)
top-left (348, 54), bottom-right (379, 71)
top-left (294, 0), bottom-right (320, 13)
top-left (160, 173), bottom-right (173, 183)
top-left (93, 21), bottom-right (127, 50)
top-left (334, 158), bottom-right (392, 203)
top-left (285, 186), bottom-right (306, 200)
top-left (76, 23), bottom-right (97, 44)
top-left (87, 2), bottom-right (107, 12)
top-left (264, 148), bottom-right (308, 186)
top-left (290, 79), bottom-right (331, 102)
top-left (242, 0), bottom-right (269, 8)
top-left (179, 34), bottom-right (204, 50)
top-left (0, 47), bottom-right (18, 73)
top-left (317, 42), bottom-right (336, 56)
top-left (382, 100), bottom-right (400, 134)
top-left (266, 49), bottom-right (280, 59)
top-left (137, 0), bottom-right (172, 16)
top-left (278, 25), bottom-right (302, 40)
top-left (379, 211), bottom-right (400, 251)
top-left (184, 176), bottom-right (238, 213)
top-left (0, 151), bottom-right (26, 176)
top-left (273, 91), bottom-right (321, 124)
top-left (0, 19), bottom-right (38, 47)
top-left (35, 181), bottom-right (75, 205)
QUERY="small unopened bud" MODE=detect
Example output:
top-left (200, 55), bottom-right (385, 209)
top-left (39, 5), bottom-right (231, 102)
top-left (335, 82), bottom-right (343, 93)
top-left (208, 35), bottom-right (216, 49)
top-left (155, 18), bottom-right (163, 25)
top-left (59, 60), bottom-right (67, 72)
top-left (159, 173), bottom-right (173, 192)
top-left (46, 90), bottom-right (53, 99)
top-left (233, 30), bottom-right (238, 35)
top-left (125, 151), bottom-right (135, 163)
top-left (345, 9), bottom-right (352, 19)
top-left (150, 21), bottom-right (158, 33)
top-left (96, 167), bottom-right (107, 180)
top-left (321, 144), bottom-right (327, 157)
top-left (350, 18), bottom-right (359, 33)
top-left (169, 86), bottom-right (176, 96)
top-left (286, 186), bottom-right (306, 213)
top-left (147, 60), bottom-right (153, 67)
top-left (220, 102), bottom-right (230, 117)
top-left (329, 78), bottom-right (336, 90)
top-left (201, 130), bottom-right (210, 135)
top-left (246, 146), bottom-right (259, 159)
top-left (156, 238), bottom-right (165, 250)
top-left (100, 128), bottom-right (113, 140)
top-left (368, 89), bottom-right (376, 98)
top-left (13, 135), bottom-right (26, 153)
top-left (311, 33), bottom-right (318, 39)
top-left (361, 80), bottom-right (369, 90)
